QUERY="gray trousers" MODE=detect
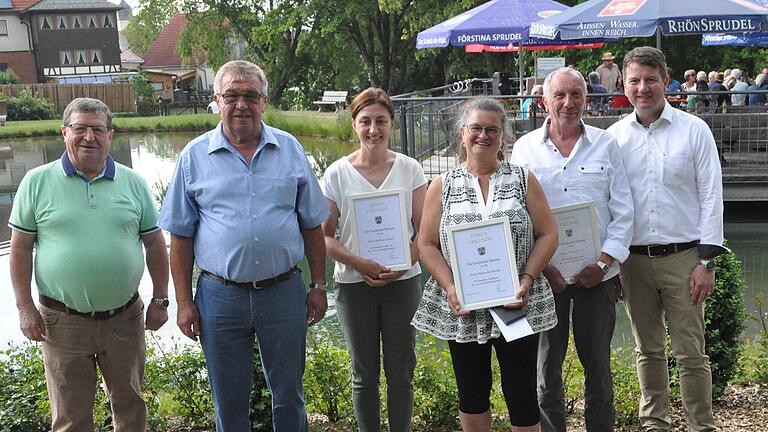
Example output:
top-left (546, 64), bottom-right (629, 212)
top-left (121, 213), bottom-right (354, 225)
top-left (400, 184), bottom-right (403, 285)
top-left (537, 278), bottom-right (617, 432)
top-left (335, 275), bottom-right (422, 432)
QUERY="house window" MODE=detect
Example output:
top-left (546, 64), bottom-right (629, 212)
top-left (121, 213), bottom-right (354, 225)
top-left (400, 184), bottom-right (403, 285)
top-left (72, 16), bottom-right (82, 29)
top-left (0, 20), bottom-right (7, 36)
top-left (0, 63), bottom-right (7, 71)
top-left (57, 16), bottom-right (67, 30)
top-left (76, 50), bottom-right (87, 65)
top-left (91, 50), bottom-right (101, 64)
top-left (103, 14), bottom-right (113, 28)
top-left (87, 15), bottom-right (97, 29)
top-left (40, 16), bottom-right (52, 30)
top-left (60, 51), bottom-right (72, 66)
top-left (151, 82), bottom-right (163, 91)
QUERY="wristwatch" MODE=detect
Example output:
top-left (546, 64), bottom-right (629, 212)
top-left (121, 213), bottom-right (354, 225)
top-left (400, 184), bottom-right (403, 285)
top-left (151, 297), bottom-right (169, 308)
top-left (309, 283), bottom-right (327, 291)
top-left (699, 258), bottom-right (716, 271)
top-left (596, 260), bottom-right (610, 274)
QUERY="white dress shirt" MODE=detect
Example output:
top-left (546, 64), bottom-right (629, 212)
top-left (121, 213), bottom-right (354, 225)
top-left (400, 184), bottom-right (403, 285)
top-left (510, 119), bottom-right (634, 280)
top-left (607, 102), bottom-right (724, 249)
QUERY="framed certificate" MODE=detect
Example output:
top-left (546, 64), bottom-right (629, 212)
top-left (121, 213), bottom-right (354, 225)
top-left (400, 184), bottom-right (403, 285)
top-left (550, 201), bottom-right (601, 283)
top-left (446, 218), bottom-right (521, 312)
top-left (349, 189), bottom-right (412, 272)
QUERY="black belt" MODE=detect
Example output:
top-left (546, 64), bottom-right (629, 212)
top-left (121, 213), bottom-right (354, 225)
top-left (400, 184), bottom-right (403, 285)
top-left (629, 240), bottom-right (699, 257)
top-left (201, 267), bottom-right (298, 290)
top-left (39, 292), bottom-right (139, 320)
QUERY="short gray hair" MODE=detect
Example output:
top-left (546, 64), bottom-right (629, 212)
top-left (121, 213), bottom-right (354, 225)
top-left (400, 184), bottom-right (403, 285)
top-left (62, 98), bottom-right (113, 129)
top-left (756, 73), bottom-right (767, 86)
top-left (731, 68), bottom-right (743, 80)
top-left (455, 98), bottom-right (510, 162)
top-left (543, 67), bottom-right (587, 98)
top-left (214, 60), bottom-right (269, 95)
top-left (587, 71), bottom-right (600, 84)
top-left (622, 46), bottom-right (667, 80)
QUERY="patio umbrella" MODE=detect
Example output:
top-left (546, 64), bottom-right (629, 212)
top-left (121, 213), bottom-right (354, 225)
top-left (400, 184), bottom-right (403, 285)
top-left (529, 0), bottom-right (768, 49)
top-left (702, 0), bottom-right (768, 47)
top-left (416, 0), bottom-right (604, 93)
top-left (702, 32), bottom-right (768, 46)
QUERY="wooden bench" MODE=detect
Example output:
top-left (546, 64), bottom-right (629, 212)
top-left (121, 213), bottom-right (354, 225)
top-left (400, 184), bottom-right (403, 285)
top-left (313, 91), bottom-right (348, 112)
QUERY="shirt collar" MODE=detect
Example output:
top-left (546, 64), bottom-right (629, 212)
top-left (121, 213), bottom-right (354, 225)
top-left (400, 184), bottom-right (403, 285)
top-left (60, 151), bottom-right (115, 179)
top-left (540, 117), bottom-right (591, 147)
top-left (208, 121), bottom-right (280, 155)
top-left (628, 100), bottom-right (674, 128)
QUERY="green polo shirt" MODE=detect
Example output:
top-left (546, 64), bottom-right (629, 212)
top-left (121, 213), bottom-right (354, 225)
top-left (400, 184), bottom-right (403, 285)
top-left (9, 152), bottom-right (159, 312)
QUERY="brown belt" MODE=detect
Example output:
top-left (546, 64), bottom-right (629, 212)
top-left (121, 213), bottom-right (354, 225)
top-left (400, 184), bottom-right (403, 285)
top-left (39, 292), bottom-right (139, 319)
top-left (200, 266), bottom-right (299, 290)
top-left (629, 240), bottom-right (699, 257)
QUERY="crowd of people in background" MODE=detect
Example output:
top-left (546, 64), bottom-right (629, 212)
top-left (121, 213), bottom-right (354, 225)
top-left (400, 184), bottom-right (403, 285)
top-left (519, 51), bottom-right (768, 117)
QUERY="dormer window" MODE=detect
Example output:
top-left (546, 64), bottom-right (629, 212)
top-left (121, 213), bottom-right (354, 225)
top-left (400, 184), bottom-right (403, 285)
top-left (40, 16), bottom-right (52, 30)
top-left (72, 16), bottom-right (82, 29)
top-left (76, 50), bottom-right (87, 65)
top-left (103, 14), bottom-right (113, 28)
top-left (87, 15), bottom-right (97, 29)
top-left (91, 50), bottom-right (101, 64)
top-left (57, 16), bottom-right (67, 30)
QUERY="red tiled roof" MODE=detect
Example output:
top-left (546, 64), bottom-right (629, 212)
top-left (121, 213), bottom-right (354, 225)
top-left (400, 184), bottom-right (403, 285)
top-left (142, 13), bottom-right (206, 68)
top-left (11, 0), bottom-right (40, 11)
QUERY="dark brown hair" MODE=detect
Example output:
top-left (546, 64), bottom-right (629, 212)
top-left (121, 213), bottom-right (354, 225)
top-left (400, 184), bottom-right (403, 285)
top-left (350, 87), bottom-right (395, 120)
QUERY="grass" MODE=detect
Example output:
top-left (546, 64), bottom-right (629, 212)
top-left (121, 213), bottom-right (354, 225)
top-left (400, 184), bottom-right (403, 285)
top-left (0, 110), bottom-right (353, 141)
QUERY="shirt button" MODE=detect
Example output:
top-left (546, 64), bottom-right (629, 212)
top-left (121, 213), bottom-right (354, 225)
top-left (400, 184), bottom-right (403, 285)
top-left (251, 193), bottom-right (256, 197)
top-left (254, 237), bottom-right (259, 241)
top-left (255, 260), bottom-right (260, 265)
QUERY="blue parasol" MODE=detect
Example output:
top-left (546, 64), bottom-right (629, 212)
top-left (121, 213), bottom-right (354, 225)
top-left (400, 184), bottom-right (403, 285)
top-left (702, 0), bottom-right (768, 46)
top-left (529, 0), bottom-right (768, 47)
top-left (416, 0), bottom-right (606, 92)
top-left (416, 0), bottom-right (596, 49)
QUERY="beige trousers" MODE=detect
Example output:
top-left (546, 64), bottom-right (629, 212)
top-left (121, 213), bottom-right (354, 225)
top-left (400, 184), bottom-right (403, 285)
top-left (621, 247), bottom-right (716, 432)
top-left (40, 298), bottom-right (147, 432)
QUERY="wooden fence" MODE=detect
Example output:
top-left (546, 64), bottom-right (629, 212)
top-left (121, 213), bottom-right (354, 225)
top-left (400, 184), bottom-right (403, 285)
top-left (0, 83), bottom-right (135, 113)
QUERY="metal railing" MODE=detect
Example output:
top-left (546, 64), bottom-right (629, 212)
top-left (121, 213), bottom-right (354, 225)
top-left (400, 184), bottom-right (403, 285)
top-left (391, 90), bottom-right (768, 188)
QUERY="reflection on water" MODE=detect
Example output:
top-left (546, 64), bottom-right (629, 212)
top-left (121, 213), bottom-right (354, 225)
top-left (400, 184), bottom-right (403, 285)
top-left (0, 131), bottom-right (765, 348)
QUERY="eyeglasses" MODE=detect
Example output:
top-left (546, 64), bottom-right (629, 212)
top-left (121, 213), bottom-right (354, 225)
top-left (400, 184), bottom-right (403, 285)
top-left (217, 92), bottom-right (266, 105)
top-left (464, 124), bottom-right (502, 138)
top-left (66, 124), bottom-right (111, 136)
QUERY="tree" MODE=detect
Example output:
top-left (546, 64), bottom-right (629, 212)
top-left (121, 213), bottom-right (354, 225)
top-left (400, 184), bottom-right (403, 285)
top-left (123, 0), bottom-right (180, 56)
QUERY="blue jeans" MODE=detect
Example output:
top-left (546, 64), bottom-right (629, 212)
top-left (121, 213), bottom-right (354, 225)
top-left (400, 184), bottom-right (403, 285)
top-left (195, 271), bottom-right (309, 432)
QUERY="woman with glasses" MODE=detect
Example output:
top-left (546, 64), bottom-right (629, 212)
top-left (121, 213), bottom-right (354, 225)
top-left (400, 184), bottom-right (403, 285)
top-left (412, 98), bottom-right (558, 432)
top-left (321, 88), bottom-right (427, 432)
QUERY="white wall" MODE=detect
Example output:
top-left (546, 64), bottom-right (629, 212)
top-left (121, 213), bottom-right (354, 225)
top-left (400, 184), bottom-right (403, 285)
top-left (0, 15), bottom-right (31, 52)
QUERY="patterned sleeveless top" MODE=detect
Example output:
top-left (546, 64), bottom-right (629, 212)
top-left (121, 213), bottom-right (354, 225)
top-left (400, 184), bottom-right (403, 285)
top-left (411, 162), bottom-right (557, 343)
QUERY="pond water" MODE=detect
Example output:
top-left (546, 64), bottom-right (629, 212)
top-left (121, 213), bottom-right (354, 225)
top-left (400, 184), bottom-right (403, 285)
top-left (0, 132), bottom-right (766, 349)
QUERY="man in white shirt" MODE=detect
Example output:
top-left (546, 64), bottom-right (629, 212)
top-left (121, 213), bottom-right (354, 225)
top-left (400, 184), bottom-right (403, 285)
top-left (510, 67), bottom-right (634, 432)
top-left (730, 68), bottom-right (750, 106)
top-left (607, 46), bottom-right (728, 432)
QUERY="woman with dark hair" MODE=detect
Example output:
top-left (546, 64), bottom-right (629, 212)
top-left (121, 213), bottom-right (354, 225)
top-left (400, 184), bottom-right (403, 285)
top-left (412, 98), bottom-right (558, 431)
top-left (321, 88), bottom-right (427, 432)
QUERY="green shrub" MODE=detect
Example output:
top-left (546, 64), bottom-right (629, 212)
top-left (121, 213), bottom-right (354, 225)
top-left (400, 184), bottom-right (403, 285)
top-left (130, 72), bottom-right (155, 104)
top-left (7, 89), bottom-right (55, 121)
top-left (0, 343), bottom-right (50, 431)
top-left (668, 241), bottom-right (747, 399)
top-left (304, 328), bottom-right (354, 424)
top-left (0, 69), bottom-right (21, 84)
top-left (611, 346), bottom-right (642, 427)
top-left (412, 335), bottom-right (459, 431)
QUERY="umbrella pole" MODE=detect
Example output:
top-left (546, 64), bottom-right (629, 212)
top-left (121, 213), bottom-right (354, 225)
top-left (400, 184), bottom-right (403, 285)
top-left (518, 46), bottom-right (525, 95)
top-left (656, 28), bottom-right (661, 50)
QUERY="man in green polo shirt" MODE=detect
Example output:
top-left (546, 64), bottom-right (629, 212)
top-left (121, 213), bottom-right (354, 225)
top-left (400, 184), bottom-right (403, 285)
top-left (8, 97), bottom-right (169, 432)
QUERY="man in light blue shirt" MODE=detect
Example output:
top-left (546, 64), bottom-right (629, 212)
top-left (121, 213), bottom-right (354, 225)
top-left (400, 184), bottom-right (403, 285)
top-left (159, 60), bottom-right (329, 432)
